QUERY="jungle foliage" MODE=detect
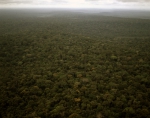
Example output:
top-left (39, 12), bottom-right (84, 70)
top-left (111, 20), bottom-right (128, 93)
top-left (0, 10), bottom-right (150, 118)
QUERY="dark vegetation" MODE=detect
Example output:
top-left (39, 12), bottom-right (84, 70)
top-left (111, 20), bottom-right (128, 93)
top-left (0, 9), bottom-right (150, 118)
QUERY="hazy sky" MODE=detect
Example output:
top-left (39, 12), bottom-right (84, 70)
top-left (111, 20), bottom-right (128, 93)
top-left (0, 0), bottom-right (150, 9)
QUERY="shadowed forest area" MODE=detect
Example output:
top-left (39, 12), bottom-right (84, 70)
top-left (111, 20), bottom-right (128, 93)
top-left (0, 9), bottom-right (150, 118)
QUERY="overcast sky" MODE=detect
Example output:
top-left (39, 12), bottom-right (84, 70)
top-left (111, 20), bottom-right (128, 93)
top-left (0, 0), bottom-right (150, 9)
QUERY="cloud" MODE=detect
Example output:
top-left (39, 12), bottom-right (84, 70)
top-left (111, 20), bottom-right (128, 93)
top-left (0, 0), bottom-right (70, 5)
top-left (51, 0), bottom-right (68, 4)
top-left (0, 0), bottom-right (150, 5)
top-left (85, 0), bottom-right (150, 2)
top-left (0, 0), bottom-right (150, 9)
top-left (117, 0), bottom-right (150, 2)
top-left (0, 0), bottom-right (33, 4)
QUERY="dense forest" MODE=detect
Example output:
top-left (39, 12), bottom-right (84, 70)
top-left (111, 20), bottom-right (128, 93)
top-left (0, 10), bottom-right (150, 118)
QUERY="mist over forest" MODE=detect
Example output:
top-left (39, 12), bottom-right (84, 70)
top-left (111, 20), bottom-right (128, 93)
top-left (0, 8), bottom-right (150, 19)
top-left (0, 8), bottom-right (150, 118)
